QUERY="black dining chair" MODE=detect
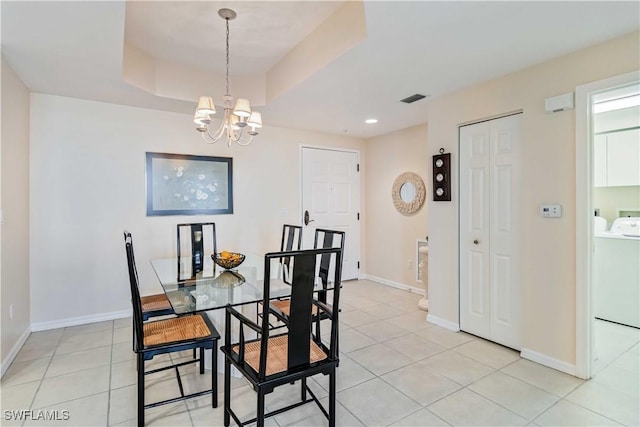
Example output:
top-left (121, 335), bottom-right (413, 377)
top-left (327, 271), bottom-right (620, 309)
top-left (221, 246), bottom-right (343, 427)
top-left (177, 222), bottom-right (217, 274)
top-left (270, 229), bottom-right (345, 335)
top-left (124, 231), bottom-right (219, 427)
top-left (257, 224), bottom-right (302, 330)
top-left (121, 232), bottom-right (174, 322)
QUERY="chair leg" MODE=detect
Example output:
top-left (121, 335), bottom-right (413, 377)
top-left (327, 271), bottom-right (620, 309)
top-left (257, 388), bottom-right (266, 427)
top-left (212, 345), bottom-right (218, 408)
top-left (200, 348), bottom-right (205, 375)
top-left (301, 378), bottom-right (307, 401)
top-left (336, 328), bottom-right (340, 367)
top-left (137, 353), bottom-right (145, 427)
top-left (315, 317), bottom-right (321, 343)
top-left (224, 358), bottom-right (231, 427)
top-left (329, 367), bottom-right (336, 427)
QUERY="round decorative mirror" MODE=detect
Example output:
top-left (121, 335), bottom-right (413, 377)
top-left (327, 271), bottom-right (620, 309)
top-left (392, 172), bottom-right (426, 216)
top-left (400, 182), bottom-right (416, 202)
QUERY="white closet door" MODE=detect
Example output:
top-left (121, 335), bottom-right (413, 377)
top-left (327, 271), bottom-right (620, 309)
top-left (489, 114), bottom-right (522, 350)
top-left (460, 121), bottom-right (492, 339)
top-left (460, 114), bottom-right (522, 350)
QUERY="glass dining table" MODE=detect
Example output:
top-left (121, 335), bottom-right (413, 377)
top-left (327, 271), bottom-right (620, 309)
top-left (150, 254), bottom-right (300, 314)
top-left (149, 252), bottom-right (333, 372)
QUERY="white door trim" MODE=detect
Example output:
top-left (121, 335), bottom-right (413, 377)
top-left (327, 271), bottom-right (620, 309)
top-left (574, 70), bottom-right (640, 380)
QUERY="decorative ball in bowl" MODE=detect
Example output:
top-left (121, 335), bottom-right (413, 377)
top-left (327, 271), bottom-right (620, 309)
top-left (212, 251), bottom-right (245, 270)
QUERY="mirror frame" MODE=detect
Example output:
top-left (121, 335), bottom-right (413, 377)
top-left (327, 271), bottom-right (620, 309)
top-left (392, 172), bottom-right (426, 216)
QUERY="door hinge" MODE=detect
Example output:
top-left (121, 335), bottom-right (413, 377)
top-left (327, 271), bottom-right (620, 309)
top-left (357, 163), bottom-right (360, 172)
top-left (357, 212), bottom-right (360, 220)
top-left (357, 261), bottom-right (360, 269)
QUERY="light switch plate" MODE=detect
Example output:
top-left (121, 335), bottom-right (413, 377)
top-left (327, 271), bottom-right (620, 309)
top-left (540, 204), bottom-right (562, 218)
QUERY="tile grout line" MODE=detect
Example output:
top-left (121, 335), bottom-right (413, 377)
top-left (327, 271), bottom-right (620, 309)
top-left (106, 321), bottom-right (114, 427)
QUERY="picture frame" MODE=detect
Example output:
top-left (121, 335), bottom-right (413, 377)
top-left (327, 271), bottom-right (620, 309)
top-left (146, 152), bottom-right (233, 216)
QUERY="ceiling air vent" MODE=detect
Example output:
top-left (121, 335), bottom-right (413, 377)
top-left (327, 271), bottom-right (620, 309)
top-left (400, 94), bottom-right (426, 104)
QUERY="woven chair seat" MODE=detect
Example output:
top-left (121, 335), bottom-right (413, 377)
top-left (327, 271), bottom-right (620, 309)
top-left (233, 335), bottom-right (327, 376)
top-left (143, 316), bottom-right (212, 347)
top-left (270, 299), bottom-right (321, 317)
top-left (141, 293), bottom-right (172, 312)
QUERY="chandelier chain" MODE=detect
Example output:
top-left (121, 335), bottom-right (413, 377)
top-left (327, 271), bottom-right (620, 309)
top-left (225, 18), bottom-right (230, 96)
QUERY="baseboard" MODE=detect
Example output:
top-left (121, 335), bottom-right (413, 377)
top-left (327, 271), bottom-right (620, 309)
top-left (521, 347), bottom-right (576, 376)
top-left (31, 309), bottom-right (131, 332)
top-left (426, 314), bottom-right (460, 331)
top-left (1, 327), bottom-right (31, 378)
top-left (363, 274), bottom-right (425, 295)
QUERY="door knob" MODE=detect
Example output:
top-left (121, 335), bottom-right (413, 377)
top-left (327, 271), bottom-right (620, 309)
top-left (304, 210), bottom-right (315, 226)
top-left (473, 239), bottom-right (479, 245)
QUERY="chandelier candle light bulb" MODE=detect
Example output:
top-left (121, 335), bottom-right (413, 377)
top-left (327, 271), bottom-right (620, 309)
top-left (194, 8), bottom-right (262, 147)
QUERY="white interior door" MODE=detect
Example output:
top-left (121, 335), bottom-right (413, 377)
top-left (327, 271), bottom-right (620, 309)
top-left (460, 121), bottom-right (492, 339)
top-left (460, 114), bottom-right (522, 350)
top-left (301, 147), bottom-right (360, 280)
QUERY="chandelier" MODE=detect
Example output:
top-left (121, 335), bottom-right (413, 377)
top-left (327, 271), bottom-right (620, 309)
top-left (194, 8), bottom-right (262, 146)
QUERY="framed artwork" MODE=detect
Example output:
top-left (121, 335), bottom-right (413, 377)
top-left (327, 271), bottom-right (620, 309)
top-left (146, 152), bottom-right (233, 216)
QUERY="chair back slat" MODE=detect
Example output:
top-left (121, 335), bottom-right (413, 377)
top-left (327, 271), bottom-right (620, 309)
top-left (280, 224), bottom-right (302, 284)
top-left (123, 231), bottom-right (145, 352)
top-left (177, 222), bottom-right (217, 276)
top-left (286, 252), bottom-right (316, 369)
top-left (314, 229), bottom-right (345, 304)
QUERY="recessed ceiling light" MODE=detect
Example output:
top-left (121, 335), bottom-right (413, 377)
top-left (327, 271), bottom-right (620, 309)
top-left (365, 119), bottom-right (378, 124)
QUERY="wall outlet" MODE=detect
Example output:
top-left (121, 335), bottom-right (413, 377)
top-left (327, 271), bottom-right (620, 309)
top-left (9, 304), bottom-right (14, 320)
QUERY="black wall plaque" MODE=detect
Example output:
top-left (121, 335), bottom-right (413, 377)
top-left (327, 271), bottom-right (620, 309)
top-left (432, 150), bottom-right (451, 202)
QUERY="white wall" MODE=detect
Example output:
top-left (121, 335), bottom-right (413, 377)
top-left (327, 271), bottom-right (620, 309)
top-left (29, 94), bottom-right (365, 328)
top-left (427, 31), bottom-right (640, 368)
top-left (365, 124), bottom-right (429, 289)
top-left (1, 57), bottom-right (31, 373)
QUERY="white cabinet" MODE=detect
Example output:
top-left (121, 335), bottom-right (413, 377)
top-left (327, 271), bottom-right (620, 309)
top-left (593, 134), bottom-right (608, 187)
top-left (608, 129), bottom-right (640, 186)
top-left (594, 128), bottom-right (640, 187)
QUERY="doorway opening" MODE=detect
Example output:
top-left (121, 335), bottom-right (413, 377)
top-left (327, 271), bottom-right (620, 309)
top-left (575, 71), bottom-right (639, 379)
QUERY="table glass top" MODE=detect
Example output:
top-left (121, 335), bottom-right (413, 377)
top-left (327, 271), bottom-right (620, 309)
top-left (150, 254), bottom-right (332, 315)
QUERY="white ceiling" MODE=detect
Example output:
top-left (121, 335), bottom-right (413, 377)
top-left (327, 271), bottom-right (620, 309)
top-left (2, 1), bottom-right (639, 138)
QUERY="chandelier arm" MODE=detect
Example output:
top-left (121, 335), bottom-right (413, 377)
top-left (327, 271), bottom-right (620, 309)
top-left (228, 126), bottom-right (241, 142)
top-left (235, 134), bottom-right (254, 146)
top-left (200, 119), bottom-right (226, 144)
top-left (211, 119), bottom-right (227, 141)
top-left (233, 128), bottom-right (254, 145)
top-left (201, 132), bottom-right (218, 145)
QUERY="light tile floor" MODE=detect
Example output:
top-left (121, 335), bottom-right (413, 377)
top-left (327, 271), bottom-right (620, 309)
top-left (1, 280), bottom-right (638, 426)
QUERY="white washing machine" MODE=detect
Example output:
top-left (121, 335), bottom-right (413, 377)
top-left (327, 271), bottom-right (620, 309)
top-left (594, 217), bottom-right (640, 328)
